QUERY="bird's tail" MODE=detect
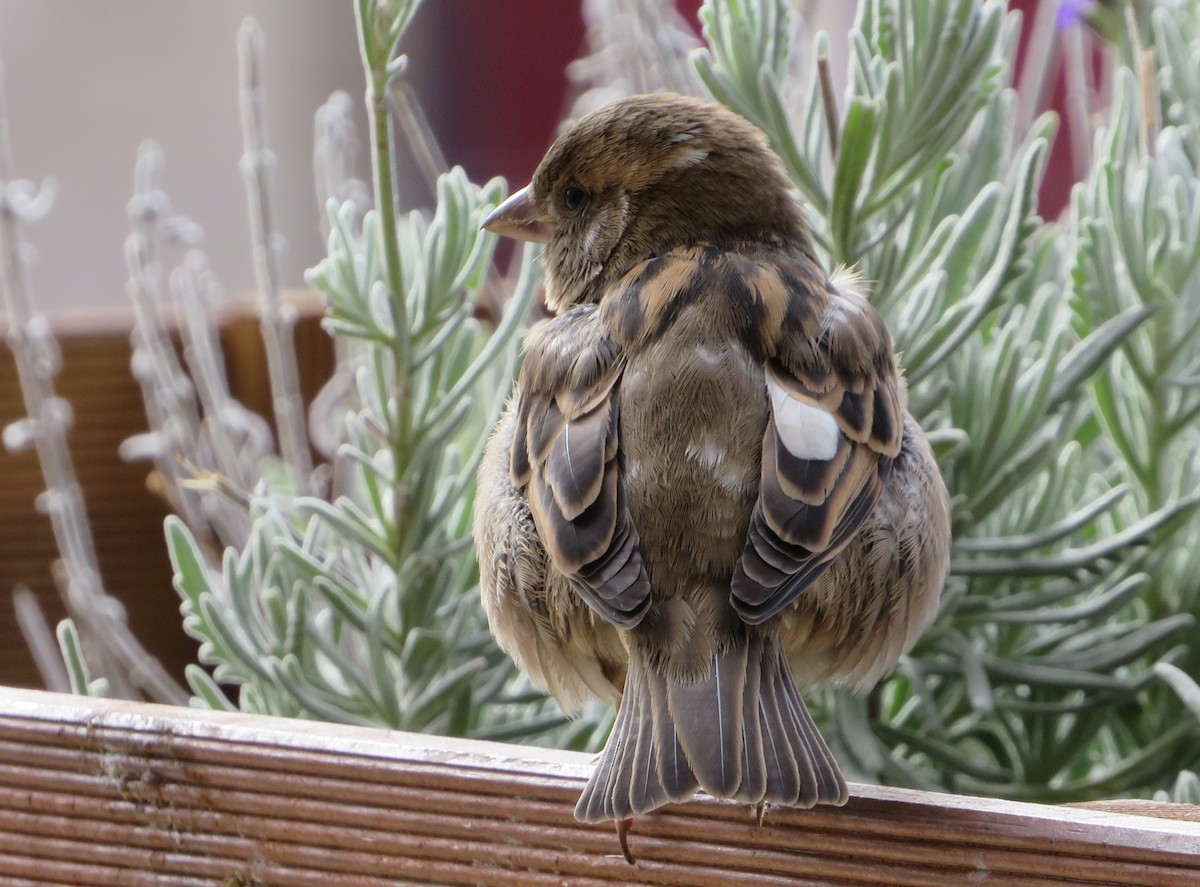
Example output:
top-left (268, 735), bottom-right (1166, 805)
top-left (575, 634), bottom-right (847, 823)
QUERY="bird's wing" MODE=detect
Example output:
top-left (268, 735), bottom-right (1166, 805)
top-left (476, 395), bottom-right (624, 712)
top-left (512, 305), bottom-right (651, 630)
top-left (731, 265), bottom-right (905, 625)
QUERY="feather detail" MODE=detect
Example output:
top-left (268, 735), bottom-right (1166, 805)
top-left (767, 368), bottom-right (841, 461)
top-left (513, 307), bottom-right (651, 630)
top-left (731, 259), bottom-right (905, 625)
top-left (574, 635), bottom-right (846, 823)
top-left (476, 397), bottom-right (625, 713)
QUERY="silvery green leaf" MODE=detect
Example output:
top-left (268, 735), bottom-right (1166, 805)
top-left (185, 664), bottom-right (237, 711)
top-left (1154, 662), bottom-right (1200, 722)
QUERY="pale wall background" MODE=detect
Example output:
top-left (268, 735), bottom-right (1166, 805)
top-left (0, 1), bottom-right (364, 315)
top-left (0, 1), bottom-right (857, 318)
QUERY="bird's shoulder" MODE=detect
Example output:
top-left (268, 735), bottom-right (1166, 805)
top-left (725, 258), bottom-right (907, 624)
top-left (596, 244), bottom-right (800, 353)
top-left (519, 306), bottom-right (620, 404)
top-left (512, 305), bottom-right (622, 486)
top-left (768, 264), bottom-right (905, 460)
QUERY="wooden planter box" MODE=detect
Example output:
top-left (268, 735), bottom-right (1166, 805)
top-left (0, 299), bottom-right (334, 688)
top-left (0, 687), bottom-right (1196, 886)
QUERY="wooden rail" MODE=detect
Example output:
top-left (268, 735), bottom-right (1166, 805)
top-left (0, 687), bottom-right (1196, 885)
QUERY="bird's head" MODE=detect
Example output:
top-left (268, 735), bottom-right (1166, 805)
top-left (482, 93), bottom-right (810, 311)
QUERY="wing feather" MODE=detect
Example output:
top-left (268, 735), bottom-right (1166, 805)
top-left (513, 307), bottom-right (650, 629)
top-left (544, 401), bottom-right (610, 521)
top-left (732, 265), bottom-right (903, 625)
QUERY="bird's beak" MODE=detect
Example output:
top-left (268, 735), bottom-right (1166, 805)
top-left (480, 185), bottom-right (552, 243)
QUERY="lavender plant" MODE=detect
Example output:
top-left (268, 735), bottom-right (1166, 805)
top-left (8, 0), bottom-right (1199, 802)
top-left (158, 2), bottom-right (605, 741)
top-left (0, 72), bottom-right (187, 705)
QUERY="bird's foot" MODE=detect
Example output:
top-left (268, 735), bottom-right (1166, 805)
top-left (752, 801), bottom-right (768, 827)
top-left (616, 817), bottom-right (635, 865)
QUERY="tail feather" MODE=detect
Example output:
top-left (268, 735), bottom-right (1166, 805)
top-left (666, 641), bottom-right (747, 798)
top-left (574, 634), bottom-right (847, 823)
top-left (784, 667), bottom-right (848, 804)
top-left (623, 688), bottom-right (648, 812)
top-left (576, 684), bottom-right (627, 822)
top-left (770, 644), bottom-right (827, 806)
top-left (627, 671), bottom-right (668, 814)
top-left (649, 663), bottom-right (699, 803)
top-left (738, 646), bottom-right (767, 803)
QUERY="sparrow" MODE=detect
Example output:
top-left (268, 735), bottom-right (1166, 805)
top-left (474, 93), bottom-right (951, 859)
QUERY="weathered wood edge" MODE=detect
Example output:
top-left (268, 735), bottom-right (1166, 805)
top-left (0, 686), bottom-right (1196, 886)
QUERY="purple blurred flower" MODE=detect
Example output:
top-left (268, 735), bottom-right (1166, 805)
top-left (1057, 0), bottom-right (1096, 30)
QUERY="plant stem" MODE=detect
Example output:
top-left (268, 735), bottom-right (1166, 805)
top-left (818, 54), bottom-right (839, 158)
top-left (354, 0), bottom-right (417, 610)
top-left (238, 19), bottom-right (314, 489)
top-left (0, 68), bottom-right (186, 705)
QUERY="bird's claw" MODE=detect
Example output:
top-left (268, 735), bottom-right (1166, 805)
top-left (616, 817), bottom-right (635, 865)
top-left (753, 801), bottom-right (768, 827)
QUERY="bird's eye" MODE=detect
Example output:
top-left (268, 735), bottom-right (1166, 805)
top-left (562, 183), bottom-right (588, 212)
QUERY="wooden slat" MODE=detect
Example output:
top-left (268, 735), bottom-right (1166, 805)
top-left (0, 298), bottom-right (333, 689)
top-left (0, 688), bottom-right (1195, 885)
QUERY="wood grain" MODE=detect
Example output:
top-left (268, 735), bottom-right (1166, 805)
top-left (0, 687), bottom-right (1195, 885)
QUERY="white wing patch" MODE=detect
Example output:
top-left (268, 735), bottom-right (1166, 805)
top-left (767, 369), bottom-right (840, 461)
